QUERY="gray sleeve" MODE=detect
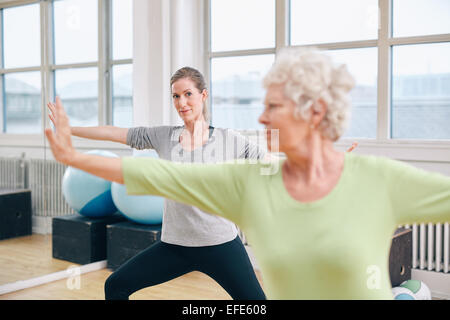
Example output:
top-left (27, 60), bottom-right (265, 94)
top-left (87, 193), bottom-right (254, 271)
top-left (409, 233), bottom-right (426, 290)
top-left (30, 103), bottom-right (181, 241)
top-left (126, 126), bottom-right (171, 151)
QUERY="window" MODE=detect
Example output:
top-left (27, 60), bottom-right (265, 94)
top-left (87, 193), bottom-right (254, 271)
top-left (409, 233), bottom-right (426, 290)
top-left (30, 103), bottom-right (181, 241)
top-left (393, 0), bottom-right (450, 38)
top-left (211, 54), bottom-right (274, 130)
top-left (3, 4), bottom-right (40, 69)
top-left (112, 64), bottom-right (133, 128)
top-left (53, 0), bottom-right (99, 127)
top-left (327, 48), bottom-right (378, 139)
top-left (211, 0), bottom-right (275, 52)
top-left (55, 68), bottom-right (98, 127)
top-left (209, 0), bottom-right (275, 130)
top-left (290, 0), bottom-right (378, 45)
top-left (0, 0), bottom-right (134, 134)
top-left (290, 0), bottom-right (380, 139)
top-left (4, 72), bottom-right (41, 133)
top-left (209, 0), bottom-right (450, 141)
top-left (392, 43), bottom-right (450, 139)
top-left (1, 3), bottom-right (41, 133)
top-left (391, 0), bottom-right (450, 140)
top-left (53, 0), bottom-right (98, 65)
top-left (112, 0), bottom-right (133, 60)
top-left (112, 0), bottom-right (133, 128)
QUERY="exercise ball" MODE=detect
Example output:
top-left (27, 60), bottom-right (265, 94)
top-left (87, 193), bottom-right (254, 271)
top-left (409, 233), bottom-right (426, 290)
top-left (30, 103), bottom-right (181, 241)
top-left (111, 149), bottom-right (163, 224)
top-left (111, 183), bottom-right (163, 225)
top-left (62, 150), bottom-right (118, 218)
top-left (400, 280), bottom-right (431, 300)
top-left (391, 286), bottom-right (416, 300)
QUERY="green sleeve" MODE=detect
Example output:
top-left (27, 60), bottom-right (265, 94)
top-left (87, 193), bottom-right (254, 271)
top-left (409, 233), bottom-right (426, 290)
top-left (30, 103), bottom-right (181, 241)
top-left (122, 157), bottom-right (247, 225)
top-left (380, 157), bottom-right (450, 225)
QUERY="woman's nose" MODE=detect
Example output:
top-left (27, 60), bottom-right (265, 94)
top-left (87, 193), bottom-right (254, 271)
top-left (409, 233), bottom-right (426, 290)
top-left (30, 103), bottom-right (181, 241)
top-left (177, 96), bottom-right (187, 108)
top-left (258, 109), bottom-right (268, 125)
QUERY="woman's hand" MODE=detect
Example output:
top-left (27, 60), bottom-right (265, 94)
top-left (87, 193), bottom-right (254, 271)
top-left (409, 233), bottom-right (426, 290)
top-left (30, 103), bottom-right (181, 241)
top-left (346, 142), bottom-right (358, 152)
top-left (47, 101), bottom-right (57, 127)
top-left (45, 96), bottom-right (77, 165)
top-left (49, 101), bottom-right (129, 144)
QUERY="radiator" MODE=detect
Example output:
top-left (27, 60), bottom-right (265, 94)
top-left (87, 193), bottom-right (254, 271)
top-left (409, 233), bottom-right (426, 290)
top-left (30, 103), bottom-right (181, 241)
top-left (407, 223), bottom-right (450, 274)
top-left (28, 158), bottom-right (74, 217)
top-left (0, 157), bottom-right (74, 217)
top-left (0, 155), bottom-right (26, 190)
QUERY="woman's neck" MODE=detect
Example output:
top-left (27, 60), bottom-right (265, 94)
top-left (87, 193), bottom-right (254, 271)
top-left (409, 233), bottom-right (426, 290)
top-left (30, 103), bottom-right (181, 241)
top-left (183, 118), bottom-right (209, 135)
top-left (180, 118), bottom-right (210, 149)
top-left (283, 132), bottom-right (343, 185)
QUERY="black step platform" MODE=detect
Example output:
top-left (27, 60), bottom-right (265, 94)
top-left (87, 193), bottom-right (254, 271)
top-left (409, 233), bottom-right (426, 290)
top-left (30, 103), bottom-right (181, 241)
top-left (0, 189), bottom-right (32, 240)
top-left (107, 221), bottom-right (162, 271)
top-left (52, 213), bottom-right (126, 265)
top-left (389, 227), bottom-right (412, 287)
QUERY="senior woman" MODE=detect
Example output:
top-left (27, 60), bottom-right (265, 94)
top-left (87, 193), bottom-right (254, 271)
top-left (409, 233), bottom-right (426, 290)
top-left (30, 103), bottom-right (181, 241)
top-left (46, 47), bottom-right (450, 299)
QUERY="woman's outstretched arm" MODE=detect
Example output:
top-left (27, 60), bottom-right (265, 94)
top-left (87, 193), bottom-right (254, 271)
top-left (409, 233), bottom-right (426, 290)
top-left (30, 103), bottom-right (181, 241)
top-left (45, 96), bottom-right (124, 184)
top-left (46, 96), bottom-right (248, 224)
top-left (47, 100), bottom-right (129, 144)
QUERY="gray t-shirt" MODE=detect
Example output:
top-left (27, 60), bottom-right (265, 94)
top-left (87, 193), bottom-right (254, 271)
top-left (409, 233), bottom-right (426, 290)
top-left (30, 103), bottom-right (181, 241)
top-left (126, 125), bottom-right (265, 246)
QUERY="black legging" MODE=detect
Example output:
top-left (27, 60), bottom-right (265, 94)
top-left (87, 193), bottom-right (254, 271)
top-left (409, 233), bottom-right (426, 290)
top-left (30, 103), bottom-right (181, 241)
top-left (104, 236), bottom-right (266, 300)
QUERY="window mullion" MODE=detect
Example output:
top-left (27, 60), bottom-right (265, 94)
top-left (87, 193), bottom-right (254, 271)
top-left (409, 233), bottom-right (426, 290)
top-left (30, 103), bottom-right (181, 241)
top-left (98, 0), bottom-right (112, 126)
top-left (210, 48), bottom-right (276, 59)
top-left (111, 58), bottom-right (132, 65)
top-left (205, 0), bottom-right (212, 123)
top-left (275, 0), bottom-right (289, 51)
top-left (377, 0), bottom-right (392, 140)
top-left (0, 0), bottom-right (38, 10)
top-left (41, 0), bottom-right (54, 134)
top-left (40, 0), bottom-right (47, 135)
top-left (389, 33), bottom-right (450, 46)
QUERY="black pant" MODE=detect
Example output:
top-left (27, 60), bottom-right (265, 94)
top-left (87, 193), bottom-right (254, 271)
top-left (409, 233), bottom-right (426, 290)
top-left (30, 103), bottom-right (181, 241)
top-left (104, 236), bottom-right (266, 300)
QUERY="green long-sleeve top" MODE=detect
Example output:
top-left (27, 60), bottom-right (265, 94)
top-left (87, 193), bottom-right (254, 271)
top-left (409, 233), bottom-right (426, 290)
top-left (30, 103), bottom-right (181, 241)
top-left (122, 153), bottom-right (450, 299)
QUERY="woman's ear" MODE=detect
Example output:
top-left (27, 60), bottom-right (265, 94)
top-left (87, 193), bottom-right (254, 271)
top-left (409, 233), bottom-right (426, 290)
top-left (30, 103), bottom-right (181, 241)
top-left (202, 89), bottom-right (208, 101)
top-left (311, 98), bottom-right (327, 127)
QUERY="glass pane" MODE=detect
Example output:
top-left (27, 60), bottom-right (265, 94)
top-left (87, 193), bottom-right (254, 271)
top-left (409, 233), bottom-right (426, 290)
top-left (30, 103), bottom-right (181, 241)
top-left (393, 0), bottom-right (450, 37)
top-left (211, 54), bottom-right (274, 130)
top-left (290, 0), bottom-right (378, 45)
top-left (112, 64), bottom-right (133, 127)
top-left (3, 4), bottom-right (40, 68)
top-left (326, 48), bottom-right (378, 139)
top-left (392, 43), bottom-right (450, 140)
top-left (55, 68), bottom-right (98, 127)
top-left (211, 0), bottom-right (275, 52)
top-left (54, 0), bottom-right (98, 65)
top-left (4, 72), bottom-right (41, 134)
top-left (112, 0), bottom-right (133, 60)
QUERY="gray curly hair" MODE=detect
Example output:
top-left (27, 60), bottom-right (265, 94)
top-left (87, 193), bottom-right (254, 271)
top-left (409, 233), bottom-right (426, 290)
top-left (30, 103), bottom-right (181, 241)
top-left (263, 47), bottom-right (355, 141)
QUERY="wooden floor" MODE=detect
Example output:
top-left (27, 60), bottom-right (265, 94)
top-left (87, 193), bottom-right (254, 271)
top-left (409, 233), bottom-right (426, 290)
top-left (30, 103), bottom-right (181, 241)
top-left (0, 234), bottom-right (75, 285)
top-left (0, 234), bottom-right (263, 300)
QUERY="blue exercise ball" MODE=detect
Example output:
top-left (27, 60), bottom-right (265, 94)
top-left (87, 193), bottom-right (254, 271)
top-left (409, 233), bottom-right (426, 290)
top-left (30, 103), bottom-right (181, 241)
top-left (62, 150), bottom-right (119, 218)
top-left (391, 286), bottom-right (417, 300)
top-left (111, 149), bottom-right (163, 225)
top-left (111, 183), bottom-right (163, 225)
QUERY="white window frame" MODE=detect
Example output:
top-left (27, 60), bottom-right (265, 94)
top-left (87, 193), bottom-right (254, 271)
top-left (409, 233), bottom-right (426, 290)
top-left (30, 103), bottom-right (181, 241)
top-left (0, 0), bottom-right (132, 151)
top-left (206, 0), bottom-right (450, 163)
